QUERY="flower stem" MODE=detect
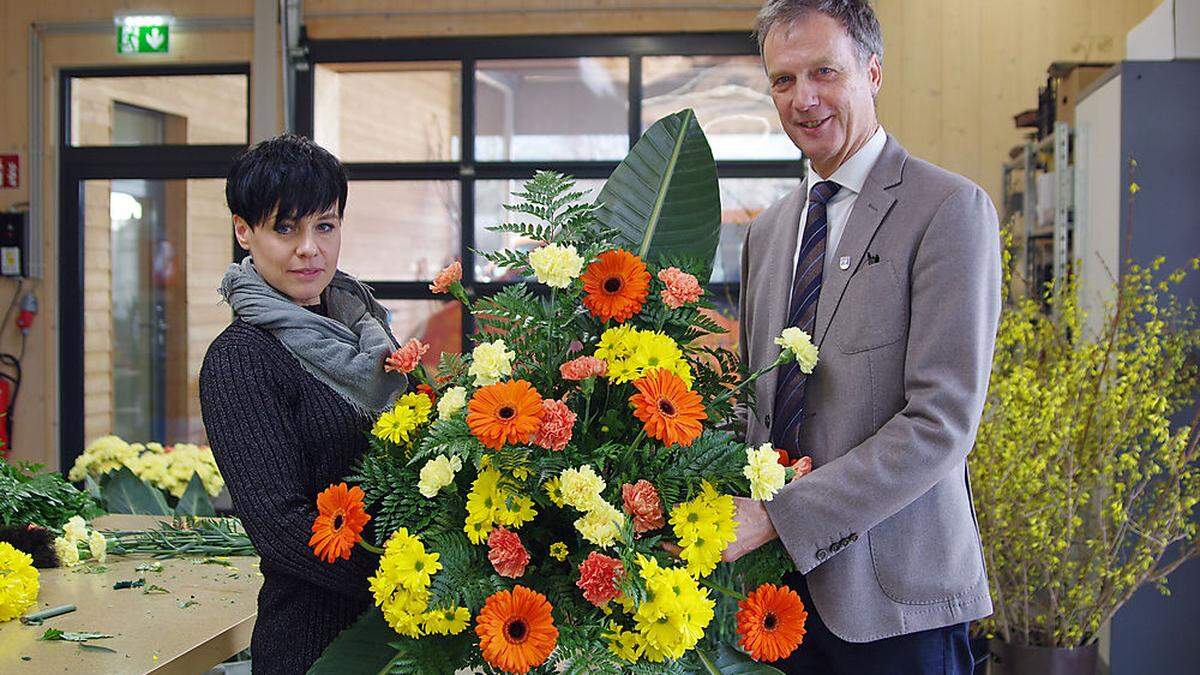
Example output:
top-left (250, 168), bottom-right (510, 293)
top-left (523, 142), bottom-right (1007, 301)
top-left (710, 353), bottom-right (790, 408)
top-left (701, 578), bottom-right (748, 601)
top-left (697, 649), bottom-right (722, 675)
top-left (357, 539), bottom-right (385, 555)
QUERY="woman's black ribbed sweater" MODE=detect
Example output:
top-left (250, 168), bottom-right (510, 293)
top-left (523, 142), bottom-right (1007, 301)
top-left (200, 316), bottom-right (379, 674)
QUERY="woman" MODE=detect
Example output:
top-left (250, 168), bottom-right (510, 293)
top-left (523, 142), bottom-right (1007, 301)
top-left (200, 134), bottom-right (405, 674)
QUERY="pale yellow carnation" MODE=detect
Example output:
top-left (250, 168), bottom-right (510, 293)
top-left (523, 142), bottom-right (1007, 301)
top-left (62, 516), bottom-right (88, 544)
top-left (418, 455), bottom-right (463, 498)
top-left (559, 465), bottom-right (606, 512)
top-left (528, 243), bottom-right (584, 288)
top-left (744, 443), bottom-right (787, 501)
top-left (53, 536), bottom-right (80, 567)
top-left (437, 386), bottom-right (468, 419)
top-left (575, 501), bottom-right (624, 548)
top-left (775, 327), bottom-right (819, 374)
top-left (87, 530), bottom-right (107, 564)
top-left (469, 340), bottom-right (515, 386)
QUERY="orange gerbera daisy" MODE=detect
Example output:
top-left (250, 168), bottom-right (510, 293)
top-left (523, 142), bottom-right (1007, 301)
top-left (630, 368), bottom-right (707, 447)
top-left (475, 585), bottom-right (559, 674)
top-left (308, 483), bottom-right (371, 563)
top-left (581, 249), bottom-right (650, 323)
top-left (467, 380), bottom-right (546, 450)
top-left (736, 583), bottom-right (808, 662)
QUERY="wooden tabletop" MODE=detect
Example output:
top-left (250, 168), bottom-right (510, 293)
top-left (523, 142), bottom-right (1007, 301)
top-left (0, 516), bottom-right (261, 674)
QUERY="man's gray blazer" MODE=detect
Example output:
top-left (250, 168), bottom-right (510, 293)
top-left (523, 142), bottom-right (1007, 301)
top-left (738, 134), bottom-right (1001, 643)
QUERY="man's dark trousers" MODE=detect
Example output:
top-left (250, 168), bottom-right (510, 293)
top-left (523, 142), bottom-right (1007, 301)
top-left (773, 572), bottom-right (974, 675)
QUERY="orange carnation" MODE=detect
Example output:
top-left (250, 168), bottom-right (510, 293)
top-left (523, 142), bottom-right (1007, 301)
top-left (581, 249), bottom-right (650, 323)
top-left (475, 585), bottom-right (558, 674)
top-left (429, 260), bottom-right (462, 293)
top-left (384, 338), bottom-right (429, 374)
top-left (559, 355), bottom-right (607, 381)
top-left (487, 527), bottom-right (531, 578)
top-left (576, 551), bottom-right (625, 607)
top-left (630, 368), bottom-right (707, 447)
top-left (308, 483), bottom-right (371, 563)
top-left (467, 380), bottom-right (546, 450)
top-left (736, 583), bottom-right (807, 662)
top-left (657, 266), bottom-right (704, 308)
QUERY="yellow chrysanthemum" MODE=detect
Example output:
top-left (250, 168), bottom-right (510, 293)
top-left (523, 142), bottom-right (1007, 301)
top-left (469, 340), bottom-right (515, 386)
top-left (606, 622), bottom-right (644, 663)
top-left (631, 556), bottom-right (714, 661)
top-left (669, 482), bottom-right (738, 577)
top-left (0, 542), bottom-right (39, 622)
top-left (544, 477), bottom-right (565, 507)
top-left (496, 493), bottom-right (538, 528)
top-left (380, 586), bottom-right (431, 638)
top-left (549, 542), bottom-right (569, 561)
top-left (595, 325), bottom-right (640, 364)
top-left (575, 501), bottom-right (624, 548)
top-left (610, 330), bottom-right (693, 388)
top-left (528, 243), bottom-right (584, 288)
top-left (67, 435), bottom-right (139, 482)
top-left (372, 392), bottom-right (433, 446)
top-left (375, 527), bottom-right (442, 593)
top-left (744, 443), bottom-right (787, 501)
top-left (559, 465), bottom-right (606, 512)
top-left (421, 606), bottom-right (472, 635)
top-left (465, 468), bottom-right (503, 544)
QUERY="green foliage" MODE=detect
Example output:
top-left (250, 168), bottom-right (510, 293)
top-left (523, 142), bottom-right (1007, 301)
top-left (0, 459), bottom-right (99, 528)
top-left (102, 466), bottom-right (172, 515)
top-left (596, 109), bottom-right (721, 280)
top-left (972, 247), bottom-right (1200, 647)
top-left (347, 447), bottom-right (440, 547)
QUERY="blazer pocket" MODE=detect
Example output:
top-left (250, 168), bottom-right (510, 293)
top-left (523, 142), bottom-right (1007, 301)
top-left (837, 260), bottom-right (908, 354)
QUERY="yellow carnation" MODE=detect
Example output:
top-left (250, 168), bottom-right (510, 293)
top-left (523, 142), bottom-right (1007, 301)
top-left (559, 465), bottom-right (606, 512)
top-left (744, 443), bottom-right (786, 501)
top-left (469, 340), bottom-right (515, 386)
top-left (775, 327), bottom-right (819, 374)
top-left (436, 386), bottom-right (468, 419)
top-left (62, 515), bottom-right (88, 544)
top-left (53, 536), bottom-right (80, 567)
top-left (528, 243), bottom-right (584, 288)
top-left (418, 454), bottom-right (463, 498)
top-left (87, 530), bottom-right (107, 564)
top-left (575, 501), bottom-right (624, 548)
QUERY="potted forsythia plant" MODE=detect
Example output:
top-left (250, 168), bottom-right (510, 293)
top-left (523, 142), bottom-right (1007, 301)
top-left (970, 239), bottom-right (1200, 674)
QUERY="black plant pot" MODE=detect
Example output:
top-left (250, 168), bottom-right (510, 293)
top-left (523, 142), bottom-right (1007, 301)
top-left (989, 639), bottom-right (1098, 675)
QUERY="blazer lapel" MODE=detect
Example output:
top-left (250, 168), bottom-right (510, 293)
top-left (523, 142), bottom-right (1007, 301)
top-left (813, 136), bottom-right (907, 347)
top-left (761, 178), bottom-right (808, 407)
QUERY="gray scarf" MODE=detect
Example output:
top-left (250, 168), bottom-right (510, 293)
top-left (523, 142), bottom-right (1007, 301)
top-left (219, 258), bottom-right (405, 416)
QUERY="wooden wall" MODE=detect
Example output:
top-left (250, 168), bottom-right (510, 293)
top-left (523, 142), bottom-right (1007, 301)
top-left (0, 0), bottom-right (1165, 469)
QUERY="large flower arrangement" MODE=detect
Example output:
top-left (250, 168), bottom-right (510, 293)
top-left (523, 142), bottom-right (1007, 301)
top-left (308, 112), bottom-right (816, 674)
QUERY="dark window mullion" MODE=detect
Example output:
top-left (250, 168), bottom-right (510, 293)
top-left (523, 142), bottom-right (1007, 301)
top-left (461, 56), bottom-right (477, 344)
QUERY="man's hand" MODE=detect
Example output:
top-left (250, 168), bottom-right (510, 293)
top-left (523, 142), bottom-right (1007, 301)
top-left (722, 496), bottom-right (779, 563)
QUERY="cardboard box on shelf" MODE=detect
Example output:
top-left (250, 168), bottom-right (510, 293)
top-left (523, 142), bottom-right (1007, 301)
top-left (1055, 64), bottom-right (1113, 126)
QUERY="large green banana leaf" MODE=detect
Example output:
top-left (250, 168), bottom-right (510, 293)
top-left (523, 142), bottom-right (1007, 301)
top-left (308, 608), bottom-right (397, 674)
top-left (596, 108), bottom-right (722, 281)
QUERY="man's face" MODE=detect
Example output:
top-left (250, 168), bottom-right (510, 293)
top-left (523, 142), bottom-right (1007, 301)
top-left (235, 204), bottom-right (342, 305)
top-left (763, 12), bottom-right (881, 176)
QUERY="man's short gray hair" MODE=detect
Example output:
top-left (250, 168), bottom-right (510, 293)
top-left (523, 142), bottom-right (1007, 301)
top-left (754, 0), bottom-right (884, 67)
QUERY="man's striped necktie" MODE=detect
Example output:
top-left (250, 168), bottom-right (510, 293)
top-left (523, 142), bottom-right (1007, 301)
top-left (772, 180), bottom-right (841, 456)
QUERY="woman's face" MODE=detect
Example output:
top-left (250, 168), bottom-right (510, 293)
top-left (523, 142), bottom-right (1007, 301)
top-left (235, 204), bottom-right (342, 305)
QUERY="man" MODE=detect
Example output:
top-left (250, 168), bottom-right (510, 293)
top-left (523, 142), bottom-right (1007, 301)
top-left (725, 1), bottom-right (1001, 673)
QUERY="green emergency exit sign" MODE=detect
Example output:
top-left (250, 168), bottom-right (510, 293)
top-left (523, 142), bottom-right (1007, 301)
top-left (117, 21), bottom-right (170, 54)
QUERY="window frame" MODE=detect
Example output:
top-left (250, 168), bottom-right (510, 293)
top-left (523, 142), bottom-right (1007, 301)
top-left (297, 33), bottom-right (804, 343)
top-left (58, 63), bottom-right (251, 470)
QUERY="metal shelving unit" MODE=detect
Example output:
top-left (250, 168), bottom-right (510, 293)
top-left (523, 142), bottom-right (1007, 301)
top-left (1000, 120), bottom-right (1073, 304)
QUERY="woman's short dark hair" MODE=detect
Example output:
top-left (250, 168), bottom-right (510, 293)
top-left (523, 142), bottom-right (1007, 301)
top-left (754, 0), bottom-right (884, 67)
top-left (225, 134), bottom-right (348, 229)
